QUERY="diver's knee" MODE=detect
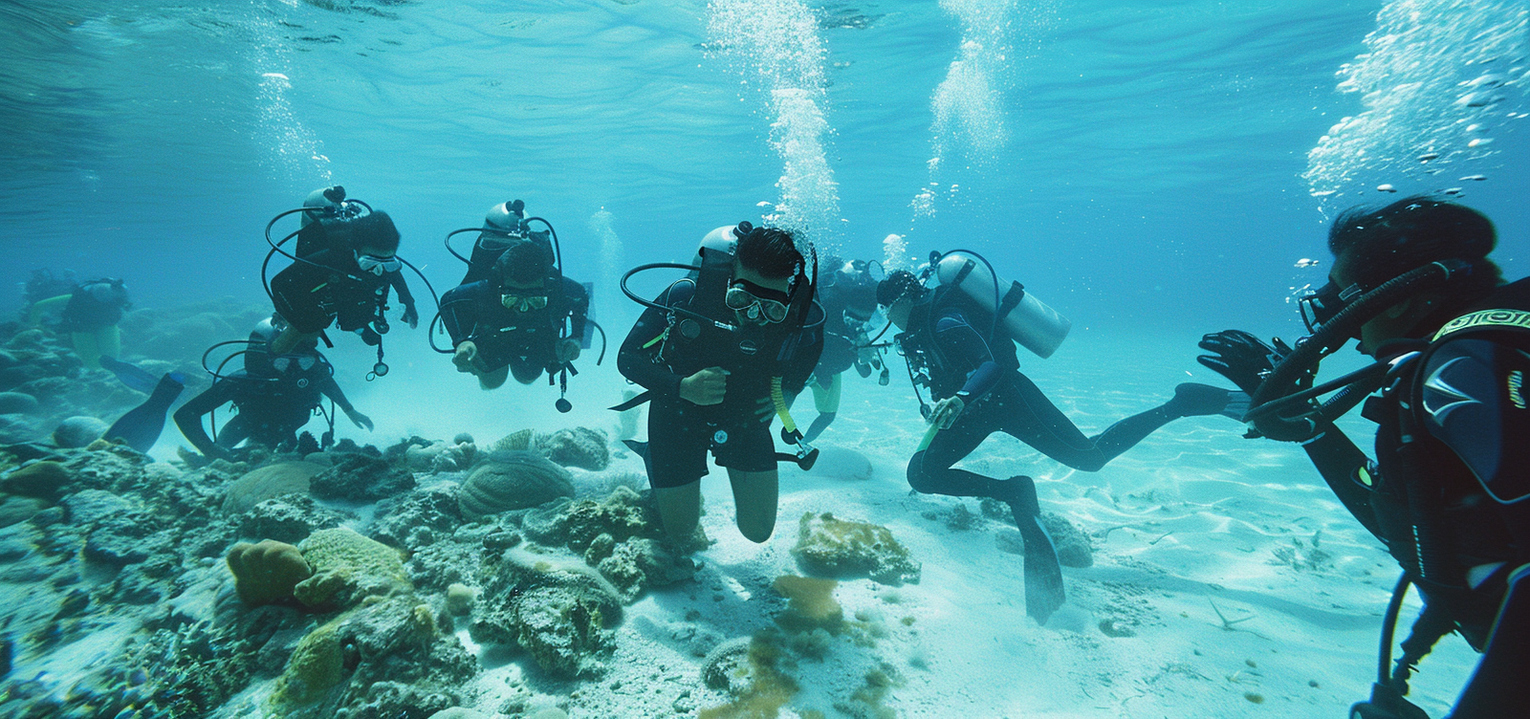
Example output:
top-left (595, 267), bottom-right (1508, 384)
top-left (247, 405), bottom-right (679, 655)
top-left (906, 453), bottom-right (938, 494)
top-left (737, 516), bottom-right (776, 544)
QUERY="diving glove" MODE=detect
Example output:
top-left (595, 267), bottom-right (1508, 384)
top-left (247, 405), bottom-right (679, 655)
top-left (1196, 330), bottom-right (1300, 395)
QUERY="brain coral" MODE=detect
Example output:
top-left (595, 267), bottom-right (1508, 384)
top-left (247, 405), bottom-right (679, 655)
top-left (791, 512), bottom-right (921, 586)
top-left (295, 527), bottom-right (410, 608)
top-left (458, 451), bottom-right (574, 519)
top-left (226, 539), bottom-right (313, 606)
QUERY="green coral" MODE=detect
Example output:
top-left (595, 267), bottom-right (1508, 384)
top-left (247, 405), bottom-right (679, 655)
top-left (272, 619), bottom-right (347, 707)
top-left (296, 527), bottom-right (410, 608)
top-left (470, 546), bottom-right (623, 677)
top-left (791, 512), bottom-right (921, 586)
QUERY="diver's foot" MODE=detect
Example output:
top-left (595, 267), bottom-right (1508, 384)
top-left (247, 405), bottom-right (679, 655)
top-left (999, 475), bottom-right (1040, 522)
top-left (1169, 382), bottom-right (1250, 420)
top-left (999, 475), bottom-right (1066, 624)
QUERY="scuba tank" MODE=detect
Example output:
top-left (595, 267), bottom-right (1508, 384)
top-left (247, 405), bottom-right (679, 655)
top-left (932, 250), bottom-right (1071, 359)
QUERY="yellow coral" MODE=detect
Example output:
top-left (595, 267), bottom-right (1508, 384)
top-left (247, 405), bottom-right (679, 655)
top-left (772, 575), bottom-right (843, 632)
top-left (271, 619), bottom-right (345, 707)
top-left (226, 539), bottom-right (312, 607)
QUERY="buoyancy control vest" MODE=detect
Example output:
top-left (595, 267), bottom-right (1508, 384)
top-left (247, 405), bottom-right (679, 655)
top-left (896, 284), bottom-right (1023, 401)
top-left (1359, 278), bottom-right (1530, 639)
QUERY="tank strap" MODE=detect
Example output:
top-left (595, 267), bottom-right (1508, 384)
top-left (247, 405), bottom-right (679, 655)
top-left (995, 281), bottom-right (1026, 322)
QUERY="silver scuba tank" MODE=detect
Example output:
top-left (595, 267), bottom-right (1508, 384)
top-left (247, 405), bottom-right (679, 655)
top-left (933, 251), bottom-right (1071, 359)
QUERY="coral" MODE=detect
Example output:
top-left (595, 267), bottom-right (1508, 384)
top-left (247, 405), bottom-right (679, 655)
top-left (697, 635), bottom-right (799, 717)
top-left (295, 527), bottom-right (411, 609)
top-left (222, 461), bottom-right (326, 514)
top-left (0, 460), bottom-right (71, 501)
top-left (596, 538), bottom-right (697, 602)
top-left (470, 546), bottom-right (622, 677)
top-left (792, 512), bottom-right (921, 586)
top-left (0, 391), bottom-right (39, 415)
top-left (310, 453), bottom-right (416, 502)
top-left (491, 428), bottom-right (535, 453)
top-left (1041, 512), bottom-right (1093, 568)
top-left (84, 510), bottom-right (168, 566)
top-left (523, 485), bottom-right (657, 551)
top-left (52, 416), bottom-right (108, 448)
top-left (271, 618), bottom-right (347, 706)
top-left (444, 583), bottom-right (477, 615)
top-left (238, 494), bottom-right (350, 545)
top-left (458, 451), bottom-right (574, 519)
top-left (227, 539), bottom-right (314, 607)
top-left (60, 488), bottom-right (134, 526)
top-left (772, 575), bottom-right (844, 632)
top-left (535, 427), bottom-right (611, 471)
top-left (0, 493), bottom-right (48, 527)
top-left (371, 485), bottom-right (463, 550)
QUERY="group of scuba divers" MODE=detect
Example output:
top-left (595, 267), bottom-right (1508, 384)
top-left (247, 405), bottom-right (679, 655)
top-left (61, 185), bottom-right (1524, 719)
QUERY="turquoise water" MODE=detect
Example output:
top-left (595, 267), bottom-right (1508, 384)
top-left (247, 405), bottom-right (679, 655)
top-left (0, 1), bottom-right (1526, 716)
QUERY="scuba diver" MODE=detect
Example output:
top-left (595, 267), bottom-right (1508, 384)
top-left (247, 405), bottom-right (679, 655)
top-left (1196, 197), bottom-right (1527, 719)
top-left (265, 187), bottom-right (419, 360)
top-left (174, 319), bottom-right (372, 460)
top-left (879, 251), bottom-right (1245, 623)
top-left (450, 199), bottom-right (557, 285)
top-left (28, 276), bottom-right (132, 370)
top-left (439, 235), bottom-right (591, 390)
top-left (788, 256), bottom-right (886, 443)
top-left (615, 222), bottom-right (822, 544)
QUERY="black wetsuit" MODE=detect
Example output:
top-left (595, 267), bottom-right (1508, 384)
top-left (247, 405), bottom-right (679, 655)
top-left (902, 287), bottom-right (1188, 498)
top-left (439, 275), bottom-right (590, 384)
top-left (60, 280), bottom-right (129, 332)
top-left (1300, 278), bottom-right (1530, 717)
top-left (173, 363), bottom-right (348, 455)
top-left (269, 247), bottom-right (414, 337)
top-left (618, 277), bottom-right (821, 489)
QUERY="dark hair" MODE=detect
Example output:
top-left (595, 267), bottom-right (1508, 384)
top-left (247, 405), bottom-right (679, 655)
top-left (1329, 196), bottom-right (1501, 293)
top-left (343, 210), bottom-right (401, 254)
top-left (876, 270), bottom-right (925, 307)
top-left (494, 239), bottom-right (554, 286)
top-left (735, 226), bottom-right (802, 279)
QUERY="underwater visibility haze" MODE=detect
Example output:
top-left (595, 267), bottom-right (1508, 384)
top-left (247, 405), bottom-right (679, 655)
top-left (0, 0), bottom-right (1526, 717)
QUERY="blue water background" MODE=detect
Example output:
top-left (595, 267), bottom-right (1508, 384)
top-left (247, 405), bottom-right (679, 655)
top-left (2, 0), bottom-right (1522, 340)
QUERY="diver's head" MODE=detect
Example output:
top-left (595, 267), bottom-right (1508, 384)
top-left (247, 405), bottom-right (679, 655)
top-left (339, 210), bottom-right (402, 275)
top-left (484, 200), bottom-right (527, 233)
top-left (876, 270), bottom-right (926, 331)
top-left (494, 238), bottom-right (554, 290)
top-left (85, 278), bottom-right (131, 309)
top-left (1311, 196), bottom-right (1501, 354)
top-left (729, 226), bottom-right (802, 326)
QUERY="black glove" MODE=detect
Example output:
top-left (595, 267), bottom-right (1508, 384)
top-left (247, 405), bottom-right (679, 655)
top-left (1196, 330), bottom-right (1297, 395)
top-left (401, 304), bottom-right (420, 330)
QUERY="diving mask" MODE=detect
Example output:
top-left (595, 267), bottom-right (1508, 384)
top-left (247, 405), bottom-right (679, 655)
top-left (725, 281), bottom-right (790, 324)
top-left (355, 251), bottom-right (401, 276)
top-left (272, 354), bottom-right (320, 373)
top-left (501, 294), bottom-right (549, 312)
top-left (1299, 280), bottom-right (1364, 334)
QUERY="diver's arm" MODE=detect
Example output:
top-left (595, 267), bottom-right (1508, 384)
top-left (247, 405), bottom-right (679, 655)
top-left (386, 270), bottom-right (418, 327)
top-left (172, 382), bottom-right (238, 459)
top-left (933, 310), bottom-right (1002, 400)
top-left (1420, 338), bottom-right (1530, 548)
top-left (1299, 422), bottom-right (1383, 539)
top-left (617, 287), bottom-right (686, 398)
top-left (318, 375), bottom-right (372, 430)
top-left (438, 284), bottom-right (479, 346)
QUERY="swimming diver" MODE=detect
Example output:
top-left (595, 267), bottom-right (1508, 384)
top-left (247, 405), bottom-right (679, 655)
top-left (789, 256), bottom-right (886, 443)
top-left (267, 197), bottom-right (418, 357)
top-left (174, 319), bottom-right (372, 460)
top-left (878, 256), bottom-right (1244, 623)
top-left (1197, 197), bottom-right (1528, 719)
top-left (27, 276), bottom-right (132, 370)
top-left (616, 223), bottom-right (822, 544)
top-left (439, 225), bottom-right (590, 390)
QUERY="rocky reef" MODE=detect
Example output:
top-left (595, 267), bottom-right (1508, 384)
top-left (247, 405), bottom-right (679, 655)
top-left (791, 512), bottom-right (922, 586)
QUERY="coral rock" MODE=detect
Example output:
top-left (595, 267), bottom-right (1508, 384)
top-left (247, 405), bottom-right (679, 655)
top-left (223, 461), bottom-right (326, 514)
top-left (535, 427), bottom-right (611, 471)
top-left (238, 494), bottom-right (349, 545)
top-left (470, 546), bottom-right (622, 677)
top-left (772, 575), bottom-right (843, 632)
top-left (0, 493), bottom-right (49, 528)
top-left (491, 428), bottom-right (535, 453)
top-left (791, 512), bottom-right (921, 586)
top-left (458, 452), bottom-right (574, 519)
top-left (227, 539), bottom-right (314, 607)
top-left (296, 527), bottom-right (410, 609)
top-left (0, 391), bottom-right (39, 415)
top-left (310, 453), bottom-right (416, 502)
top-left (52, 416), bottom-right (109, 449)
top-left (0, 460), bottom-right (71, 501)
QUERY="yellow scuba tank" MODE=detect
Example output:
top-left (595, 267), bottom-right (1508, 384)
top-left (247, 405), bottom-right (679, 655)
top-left (933, 250), bottom-right (1071, 359)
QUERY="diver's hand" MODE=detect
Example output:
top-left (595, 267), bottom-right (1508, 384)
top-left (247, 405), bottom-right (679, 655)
top-left (555, 338), bottom-right (581, 364)
top-left (401, 304), bottom-right (419, 330)
top-left (929, 395), bottom-right (965, 430)
top-left (1196, 330), bottom-right (1293, 395)
top-left (453, 342), bottom-right (479, 373)
top-left (345, 408), bottom-right (374, 431)
top-left (679, 367), bottom-right (727, 406)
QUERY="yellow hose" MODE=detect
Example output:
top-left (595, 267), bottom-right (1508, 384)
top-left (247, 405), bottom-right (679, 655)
top-left (770, 376), bottom-right (801, 436)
